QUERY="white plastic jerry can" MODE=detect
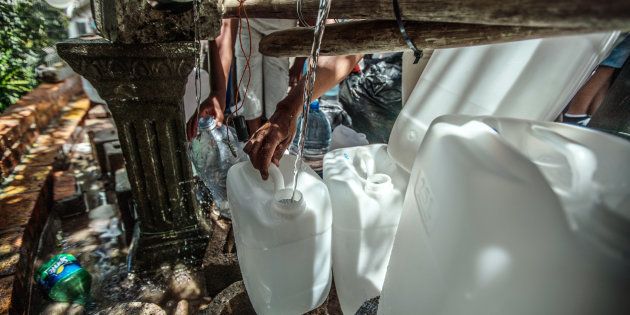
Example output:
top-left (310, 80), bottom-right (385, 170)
top-left (379, 116), bottom-right (630, 315)
top-left (389, 32), bottom-right (619, 172)
top-left (226, 154), bottom-right (333, 315)
top-left (323, 144), bottom-right (408, 314)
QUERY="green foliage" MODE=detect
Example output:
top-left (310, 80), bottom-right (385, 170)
top-left (0, 1), bottom-right (68, 112)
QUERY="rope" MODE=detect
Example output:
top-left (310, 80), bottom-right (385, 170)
top-left (193, 0), bottom-right (203, 136)
top-left (230, 0), bottom-right (253, 120)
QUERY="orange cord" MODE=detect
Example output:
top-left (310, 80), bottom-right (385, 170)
top-left (230, 0), bottom-right (253, 120)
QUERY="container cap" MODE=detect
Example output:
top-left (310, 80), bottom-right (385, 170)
top-left (310, 99), bottom-right (320, 110)
top-left (198, 116), bottom-right (216, 130)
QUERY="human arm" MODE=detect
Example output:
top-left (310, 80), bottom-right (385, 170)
top-left (187, 19), bottom-right (238, 139)
top-left (244, 54), bottom-right (363, 179)
top-left (289, 57), bottom-right (307, 88)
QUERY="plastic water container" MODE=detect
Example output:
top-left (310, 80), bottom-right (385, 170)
top-left (323, 144), bottom-right (408, 314)
top-left (330, 125), bottom-right (369, 151)
top-left (320, 33), bottom-right (619, 314)
top-left (188, 117), bottom-right (245, 216)
top-left (379, 115), bottom-right (630, 315)
top-left (291, 99), bottom-right (332, 158)
top-left (227, 154), bottom-right (333, 315)
top-left (388, 32), bottom-right (619, 172)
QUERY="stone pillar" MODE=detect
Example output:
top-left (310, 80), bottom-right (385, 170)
top-left (58, 39), bottom-right (209, 272)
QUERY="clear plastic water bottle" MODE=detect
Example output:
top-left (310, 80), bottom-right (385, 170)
top-left (291, 99), bottom-right (332, 158)
top-left (188, 117), bottom-right (245, 217)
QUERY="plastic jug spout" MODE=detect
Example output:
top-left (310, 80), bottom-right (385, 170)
top-left (268, 164), bottom-right (306, 218)
top-left (272, 188), bottom-right (306, 219)
top-left (364, 173), bottom-right (394, 195)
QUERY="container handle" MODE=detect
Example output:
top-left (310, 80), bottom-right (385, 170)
top-left (268, 164), bottom-right (285, 192)
top-left (531, 125), bottom-right (597, 197)
top-left (354, 149), bottom-right (375, 179)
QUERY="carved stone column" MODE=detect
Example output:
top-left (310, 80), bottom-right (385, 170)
top-left (58, 39), bottom-right (209, 272)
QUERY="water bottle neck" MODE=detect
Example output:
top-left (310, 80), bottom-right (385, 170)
top-left (198, 117), bottom-right (217, 130)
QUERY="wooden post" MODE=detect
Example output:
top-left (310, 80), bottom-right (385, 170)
top-left (223, 0), bottom-right (630, 30)
top-left (259, 20), bottom-right (594, 57)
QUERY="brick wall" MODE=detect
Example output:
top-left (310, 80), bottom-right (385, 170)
top-left (1, 76), bottom-right (82, 181)
top-left (0, 76), bottom-right (88, 314)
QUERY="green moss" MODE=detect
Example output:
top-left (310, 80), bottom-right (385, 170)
top-left (0, 1), bottom-right (68, 112)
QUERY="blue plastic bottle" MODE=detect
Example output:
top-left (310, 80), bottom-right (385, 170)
top-left (291, 99), bottom-right (332, 157)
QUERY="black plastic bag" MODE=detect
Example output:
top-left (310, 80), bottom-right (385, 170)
top-left (340, 53), bottom-right (403, 143)
top-left (319, 98), bottom-right (352, 130)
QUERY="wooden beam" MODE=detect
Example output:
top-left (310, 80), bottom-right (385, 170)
top-left (223, 0), bottom-right (630, 29)
top-left (259, 20), bottom-right (597, 57)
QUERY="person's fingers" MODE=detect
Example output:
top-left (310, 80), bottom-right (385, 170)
top-left (259, 167), bottom-right (269, 181)
top-left (244, 125), bottom-right (264, 154)
top-left (243, 139), bottom-right (253, 154)
top-left (247, 137), bottom-right (264, 169)
top-left (260, 141), bottom-right (278, 180)
top-left (188, 122), bottom-right (197, 141)
top-left (186, 121), bottom-right (192, 141)
top-left (186, 112), bottom-right (198, 141)
top-left (271, 140), bottom-right (287, 166)
top-left (213, 101), bottom-right (224, 126)
top-left (245, 126), bottom-right (288, 180)
top-left (215, 111), bottom-right (223, 127)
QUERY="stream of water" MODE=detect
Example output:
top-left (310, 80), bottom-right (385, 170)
top-left (291, 0), bottom-right (332, 200)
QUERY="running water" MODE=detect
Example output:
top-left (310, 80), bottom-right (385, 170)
top-left (291, 0), bottom-right (332, 200)
top-left (193, 0), bottom-right (202, 123)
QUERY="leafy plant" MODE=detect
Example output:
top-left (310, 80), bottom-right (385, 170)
top-left (0, 1), bottom-right (68, 112)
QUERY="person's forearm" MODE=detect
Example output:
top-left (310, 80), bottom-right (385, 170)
top-left (294, 57), bottom-right (307, 72)
top-left (277, 54), bottom-right (363, 116)
top-left (209, 19), bottom-right (238, 96)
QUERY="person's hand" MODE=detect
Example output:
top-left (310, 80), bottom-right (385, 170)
top-left (244, 106), bottom-right (297, 180)
top-left (186, 93), bottom-right (225, 140)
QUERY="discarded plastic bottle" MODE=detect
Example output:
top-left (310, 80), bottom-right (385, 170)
top-left (291, 99), bottom-right (332, 158)
top-left (35, 254), bottom-right (91, 304)
top-left (188, 116), bottom-right (246, 217)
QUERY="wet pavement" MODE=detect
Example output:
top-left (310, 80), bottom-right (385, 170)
top-left (35, 125), bottom-right (212, 314)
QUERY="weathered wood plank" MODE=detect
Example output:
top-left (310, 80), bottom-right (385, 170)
top-left (259, 20), bottom-right (597, 57)
top-left (223, 0), bottom-right (630, 29)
